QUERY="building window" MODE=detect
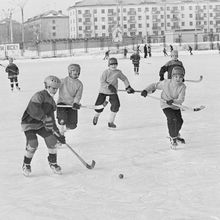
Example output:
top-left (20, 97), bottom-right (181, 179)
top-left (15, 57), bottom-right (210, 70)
top-left (123, 8), bottom-right (126, 12)
top-left (123, 16), bottom-right (127, 20)
top-left (138, 16), bottom-right (141, 20)
top-left (95, 26), bottom-right (98, 30)
top-left (189, 6), bottom-right (192, 10)
top-left (78, 10), bottom-right (81, 14)
top-left (210, 13), bottom-right (213, 17)
top-left (167, 7), bottom-right (170, 10)
top-left (210, 21), bottom-right (213, 24)
top-left (189, 14), bottom-right (193, 18)
top-left (101, 9), bottom-right (105, 13)
top-left (52, 20), bottom-right (55, 24)
top-left (167, 14), bottom-right (170, 18)
top-left (79, 26), bottom-right (82, 30)
top-left (79, 18), bottom-right (82, 22)
top-left (94, 17), bottom-right (97, 22)
top-left (124, 24), bottom-right (127, 28)
top-left (102, 25), bottom-right (105, 29)
top-left (189, 22), bottom-right (193, 26)
top-left (52, 32), bottom-right (56, 37)
top-left (138, 8), bottom-right (141, 12)
top-left (102, 33), bottom-right (105, 37)
top-left (138, 32), bottom-right (142, 35)
top-left (52, 26), bottom-right (56, 30)
top-left (181, 22), bottom-right (185, 26)
top-left (102, 17), bottom-right (105, 21)
top-left (93, 9), bottom-right (97, 13)
top-left (181, 6), bottom-right (184, 10)
top-left (167, 22), bottom-right (170, 27)
top-left (138, 24), bottom-right (142, 28)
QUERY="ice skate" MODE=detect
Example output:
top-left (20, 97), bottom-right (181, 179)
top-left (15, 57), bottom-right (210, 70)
top-left (93, 116), bottom-right (99, 125)
top-left (22, 163), bottom-right (31, 176)
top-left (177, 133), bottom-right (185, 144)
top-left (169, 137), bottom-right (178, 150)
top-left (48, 156), bottom-right (62, 174)
top-left (16, 86), bottom-right (21, 90)
top-left (108, 122), bottom-right (116, 128)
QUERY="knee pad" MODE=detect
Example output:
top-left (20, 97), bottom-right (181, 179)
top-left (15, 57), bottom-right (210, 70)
top-left (45, 134), bottom-right (58, 149)
top-left (25, 140), bottom-right (38, 157)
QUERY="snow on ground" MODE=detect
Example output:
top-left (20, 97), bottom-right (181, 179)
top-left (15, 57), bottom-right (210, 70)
top-left (0, 51), bottom-right (220, 220)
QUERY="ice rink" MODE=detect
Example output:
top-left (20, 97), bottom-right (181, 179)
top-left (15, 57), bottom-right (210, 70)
top-left (0, 50), bottom-right (220, 220)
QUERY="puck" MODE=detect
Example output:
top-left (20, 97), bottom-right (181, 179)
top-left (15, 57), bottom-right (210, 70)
top-left (119, 174), bottom-right (124, 179)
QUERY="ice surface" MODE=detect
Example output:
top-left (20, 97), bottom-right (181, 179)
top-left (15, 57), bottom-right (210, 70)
top-left (0, 51), bottom-right (220, 220)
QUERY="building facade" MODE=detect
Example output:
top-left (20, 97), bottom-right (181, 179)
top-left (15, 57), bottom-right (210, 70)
top-left (24, 10), bottom-right (69, 42)
top-left (0, 19), bottom-right (22, 44)
top-left (68, 0), bottom-right (220, 43)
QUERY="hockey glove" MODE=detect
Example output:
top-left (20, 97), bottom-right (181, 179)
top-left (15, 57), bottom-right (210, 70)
top-left (166, 100), bottom-right (174, 105)
top-left (54, 133), bottom-right (66, 144)
top-left (126, 85), bottom-right (135, 94)
top-left (44, 116), bottom-right (54, 131)
top-left (72, 103), bottom-right (81, 110)
top-left (108, 84), bottom-right (117, 93)
top-left (159, 76), bottom-right (164, 81)
top-left (141, 90), bottom-right (148, 97)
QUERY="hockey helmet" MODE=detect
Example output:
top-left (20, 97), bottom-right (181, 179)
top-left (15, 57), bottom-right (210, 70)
top-left (108, 57), bottom-right (118, 66)
top-left (44, 75), bottom-right (61, 89)
top-left (171, 66), bottom-right (185, 77)
top-left (68, 63), bottom-right (81, 76)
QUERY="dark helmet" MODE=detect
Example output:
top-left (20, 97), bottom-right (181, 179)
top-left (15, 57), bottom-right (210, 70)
top-left (108, 57), bottom-right (118, 66)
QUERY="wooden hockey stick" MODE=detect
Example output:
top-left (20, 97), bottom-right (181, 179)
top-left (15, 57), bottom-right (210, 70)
top-left (65, 143), bottom-right (96, 169)
top-left (118, 89), bottom-right (205, 112)
top-left (185, 75), bottom-right (203, 83)
top-left (53, 130), bottom-right (96, 169)
top-left (57, 100), bottom-right (108, 110)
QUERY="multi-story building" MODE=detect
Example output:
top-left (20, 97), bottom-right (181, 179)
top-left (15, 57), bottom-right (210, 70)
top-left (24, 10), bottom-right (69, 42)
top-left (68, 0), bottom-right (220, 42)
top-left (0, 18), bottom-right (22, 44)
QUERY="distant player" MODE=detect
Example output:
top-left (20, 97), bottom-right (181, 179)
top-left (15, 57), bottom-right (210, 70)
top-left (21, 75), bottom-right (66, 176)
top-left (163, 47), bottom-right (168, 56)
top-left (103, 50), bottom-right (110, 60)
top-left (159, 50), bottom-right (185, 81)
top-left (56, 64), bottom-right (83, 134)
top-left (93, 57), bottom-right (135, 128)
top-left (144, 44), bottom-right (148, 58)
top-left (130, 50), bottom-right (141, 75)
top-left (5, 57), bottom-right (20, 91)
top-left (188, 45), bottom-right (193, 55)
top-left (123, 47), bottom-right (128, 58)
top-left (141, 66), bottom-right (186, 149)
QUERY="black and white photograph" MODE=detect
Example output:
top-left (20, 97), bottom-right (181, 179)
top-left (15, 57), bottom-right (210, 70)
top-left (0, 0), bottom-right (219, 219)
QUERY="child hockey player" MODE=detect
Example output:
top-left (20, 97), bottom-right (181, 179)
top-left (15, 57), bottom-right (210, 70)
top-left (130, 50), bottom-right (141, 75)
top-left (21, 75), bottom-right (66, 176)
top-left (159, 50), bottom-right (185, 81)
top-left (56, 64), bottom-right (83, 133)
top-left (5, 57), bottom-right (20, 91)
top-left (103, 50), bottom-right (110, 60)
top-left (141, 66), bottom-right (186, 149)
top-left (93, 57), bottom-right (135, 128)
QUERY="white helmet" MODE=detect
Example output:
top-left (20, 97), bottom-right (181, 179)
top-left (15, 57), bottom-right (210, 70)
top-left (44, 75), bottom-right (61, 89)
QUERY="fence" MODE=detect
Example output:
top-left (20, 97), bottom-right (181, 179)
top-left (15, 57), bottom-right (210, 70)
top-left (1, 32), bottom-right (220, 59)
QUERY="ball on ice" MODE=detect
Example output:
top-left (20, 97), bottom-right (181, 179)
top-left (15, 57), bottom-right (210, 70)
top-left (119, 174), bottom-right (124, 179)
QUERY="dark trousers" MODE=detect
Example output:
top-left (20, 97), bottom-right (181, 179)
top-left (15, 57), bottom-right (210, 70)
top-left (57, 103), bottom-right (78, 129)
top-left (162, 108), bottom-right (183, 138)
top-left (95, 93), bottom-right (120, 113)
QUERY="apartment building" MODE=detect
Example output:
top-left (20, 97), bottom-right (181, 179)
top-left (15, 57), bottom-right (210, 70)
top-left (24, 10), bottom-right (69, 42)
top-left (68, 0), bottom-right (220, 42)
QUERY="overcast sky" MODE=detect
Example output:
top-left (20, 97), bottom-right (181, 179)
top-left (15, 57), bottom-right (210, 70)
top-left (0, 0), bottom-right (76, 22)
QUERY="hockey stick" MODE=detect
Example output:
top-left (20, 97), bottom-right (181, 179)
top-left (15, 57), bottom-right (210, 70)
top-left (53, 130), bottom-right (96, 169)
top-left (57, 100), bottom-right (108, 110)
top-left (185, 75), bottom-right (203, 83)
top-left (118, 89), bottom-right (205, 112)
top-left (64, 143), bottom-right (96, 169)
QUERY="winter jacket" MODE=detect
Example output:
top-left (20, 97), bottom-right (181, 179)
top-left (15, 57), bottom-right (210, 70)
top-left (57, 76), bottom-right (83, 105)
top-left (144, 79), bottom-right (186, 110)
top-left (99, 68), bottom-right (130, 95)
